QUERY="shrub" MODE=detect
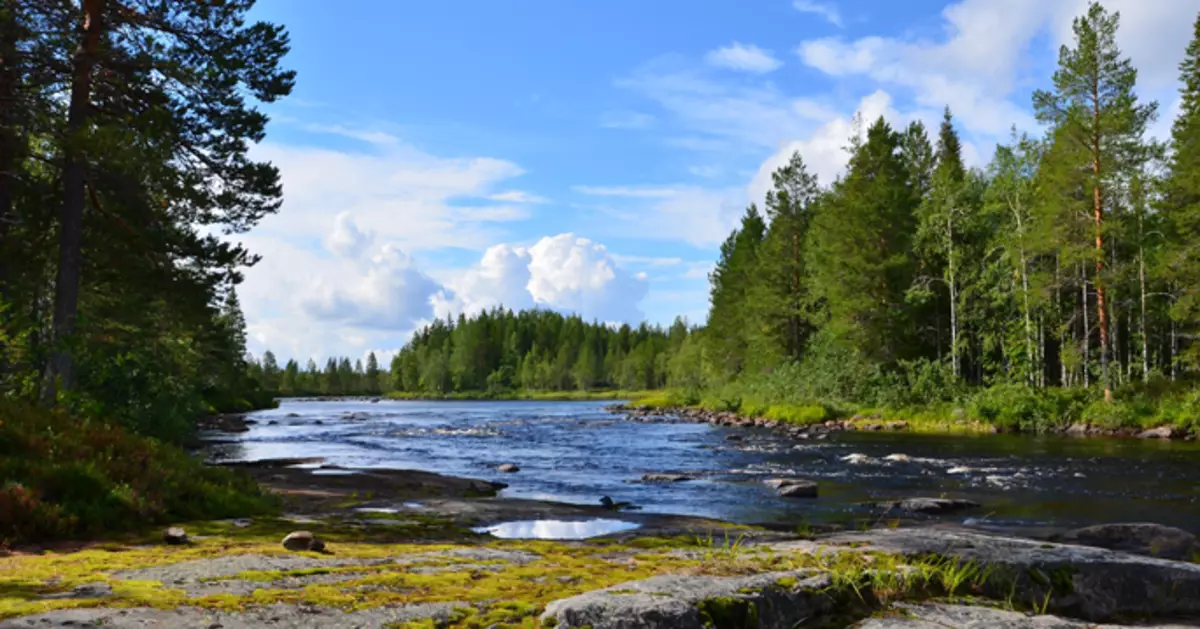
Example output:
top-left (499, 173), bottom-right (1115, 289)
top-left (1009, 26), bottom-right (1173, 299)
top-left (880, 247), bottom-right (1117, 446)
top-left (0, 401), bottom-right (277, 545)
top-left (763, 404), bottom-right (828, 425)
top-left (967, 384), bottom-right (1091, 433)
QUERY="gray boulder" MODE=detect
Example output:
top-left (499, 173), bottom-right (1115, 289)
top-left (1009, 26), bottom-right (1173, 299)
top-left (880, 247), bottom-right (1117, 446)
top-left (162, 526), bottom-right (188, 545)
top-left (875, 497), bottom-right (981, 514)
top-left (763, 478), bottom-right (818, 498)
top-left (641, 473), bottom-right (694, 483)
top-left (1137, 426), bottom-right (1177, 439)
top-left (540, 571), bottom-right (833, 629)
top-left (853, 602), bottom-right (1199, 628)
top-left (1059, 522), bottom-right (1199, 561)
top-left (785, 527), bottom-right (1200, 622)
top-left (498, 463), bottom-right (520, 473)
top-left (281, 531), bottom-right (325, 553)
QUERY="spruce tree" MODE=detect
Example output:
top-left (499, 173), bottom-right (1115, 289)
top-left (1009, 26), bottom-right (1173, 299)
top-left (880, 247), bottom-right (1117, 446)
top-left (1164, 11), bottom-right (1200, 369)
top-left (705, 205), bottom-right (765, 379)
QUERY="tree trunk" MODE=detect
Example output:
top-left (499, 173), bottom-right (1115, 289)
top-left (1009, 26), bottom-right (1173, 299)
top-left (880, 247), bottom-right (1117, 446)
top-left (947, 216), bottom-right (959, 379)
top-left (1091, 77), bottom-right (1112, 402)
top-left (0, 3), bottom-right (17, 297)
top-left (43, 0), bottom-right (106, 402)
top-left (1138, 218), bottom-right (1149, 382)
top-left (1081, 263), bottom-right (1090, 389)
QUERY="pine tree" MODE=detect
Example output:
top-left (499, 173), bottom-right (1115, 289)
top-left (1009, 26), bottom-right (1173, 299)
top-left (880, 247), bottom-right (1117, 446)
top-left (364, 352), bottom-right (380, 394)
top-left (1033, 1), bottom-right (1157, 399)
top-left (1164, 11), bottom-right (1200, 369)
top-left (705, 205), bottom-right (765, 379)
top-left (748, 152), bottom-right (821, 369)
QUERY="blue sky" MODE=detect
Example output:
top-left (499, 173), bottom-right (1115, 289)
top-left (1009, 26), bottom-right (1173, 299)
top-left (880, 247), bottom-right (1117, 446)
top-left (236, 0), bottom-right (1195, 363)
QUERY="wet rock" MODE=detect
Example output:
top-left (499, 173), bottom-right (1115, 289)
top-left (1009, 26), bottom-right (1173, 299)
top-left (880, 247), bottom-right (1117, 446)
top-left (842, 453), bottom-right (871, 464)
top-left (764, 478), bottom-right (818, 498)
top-left (267, 420), bottom-right (280, 426)
top-left (1059, 522), bottom-right (1200, 561)
top-left (282, 531), bottom-right (325, 553)
top-left (497, 463), bottom-right (520, 473)
top-left (725, 434), bottom-right (744, 441)
top-left (788, 527), bottom-right (1200, 622)
top-left (163, 527), bottom-right (188, 545)
top-left (875, 497), bottom-right (981, 515)
top-left (1137, 426), bottom-right (1176, 439)
top-left (540, 571), bottom-right (833, 629)
top-left (286, 412), bottom-right (300, 417)
top-left (641, 473), bottom-right (694, 483)
top-left (855, 602), bottom-right (1198, 628)
top-left (883, 453), bottom-right (911, 463)
top-left (1066, 422), bottom-right (1090, 436)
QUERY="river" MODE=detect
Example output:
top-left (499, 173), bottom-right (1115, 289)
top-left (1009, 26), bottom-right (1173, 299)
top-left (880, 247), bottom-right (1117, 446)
top-left (204, 398), bottom-right (1200, 534)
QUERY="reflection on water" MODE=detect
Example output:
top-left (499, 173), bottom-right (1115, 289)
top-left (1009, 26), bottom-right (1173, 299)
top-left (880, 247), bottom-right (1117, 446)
top-left (473, 519), bottom-right (640, 539)
top-left (205, 398), bottom-right (1200, 533)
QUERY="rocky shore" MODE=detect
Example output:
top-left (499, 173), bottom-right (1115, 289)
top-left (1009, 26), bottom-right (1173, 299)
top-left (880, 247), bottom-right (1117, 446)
top-left (612, 403), bottom-right (1199, 441)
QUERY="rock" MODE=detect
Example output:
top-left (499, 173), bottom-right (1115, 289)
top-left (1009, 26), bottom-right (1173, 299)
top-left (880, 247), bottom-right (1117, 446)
top-left (1137, 426), bottom-right (1176, 439)
top-left (163, 527), bottom-right (188, 545)
top-left (1066, 422), bottom-right (1090, 436)
top-left (641, 473), bottom-right (693, 483)
top-left (725, 434), bottom-right (744, 441)
top-left (947, 466), bottom-right (973, 474)
top-left (1060, 523), bottom-right (1199, 561)
top-left (286, 412), bottom-right (300, 417)
top-left (780, 527), bottom-right (1200, 622)
top-left (540, 571), bottom-right (834, 629)
top-left (875, 497), bottom-right (981, 515)
top-left (842, 453), bottom-right (871, 464)
top-left (267, 420), bottom-right (280, 425)
top-left (281, 531), bottom-right (325, 553)
top-left (886, 421), bottom-right (908, 431)
top-left (763, 478), bottom-right (818, 498)
top-left (883, 453), bottom-right (911, 463)
top-left (497, 463), bottom-right (520, 473)
top-left (855, 602), bottom-right (1198, 628)
top-left (777, 481), bottom-right (819, 499)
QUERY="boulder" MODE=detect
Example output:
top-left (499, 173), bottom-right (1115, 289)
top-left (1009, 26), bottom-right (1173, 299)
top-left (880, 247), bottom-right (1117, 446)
top-left (764, 478), bottom-right (818, 498)
top-left (1065, 422), bottom-right (1090, 436)
top-left (854, 602), bottom-right (1198, 628)
top-left (162, 527), bottom-right (188, 545)
top-left (641, 473), bottom-right (694, 483)
top-left (875, 497), bottom-right (981, 515)
top-left (1137, 426), bottom-right (1176, 439)
top-left (540, 571), bottom-right (834, 629)
top-left (281, 531), bottom-right (325, 553)
top-left (725, 434), bottom-right (744, 441)
top-left (1059, 522), bottom-right (1199, 561)
top-left (782, 527), bottom-right (1200, 622)
top-left (497, 463), bottom-right (520, 473)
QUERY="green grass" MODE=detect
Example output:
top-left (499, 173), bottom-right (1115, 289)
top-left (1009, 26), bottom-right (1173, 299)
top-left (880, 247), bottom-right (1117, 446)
top-left (0, 401), bottom-right (278, 546)
top-left (384, 389), bottom-right (656, 402)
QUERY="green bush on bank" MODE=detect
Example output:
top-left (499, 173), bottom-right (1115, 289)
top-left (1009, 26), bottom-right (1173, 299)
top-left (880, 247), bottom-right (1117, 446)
top-left (0, 401), bottom-right (277, 545)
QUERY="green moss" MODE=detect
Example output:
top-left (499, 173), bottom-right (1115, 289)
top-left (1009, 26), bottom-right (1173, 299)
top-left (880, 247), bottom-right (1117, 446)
top-left (696, 596), bottom-right (760, 629)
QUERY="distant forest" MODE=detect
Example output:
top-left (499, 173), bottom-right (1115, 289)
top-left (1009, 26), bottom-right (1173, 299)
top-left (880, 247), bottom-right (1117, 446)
top-left (248, 309), bottom-right (696, 396)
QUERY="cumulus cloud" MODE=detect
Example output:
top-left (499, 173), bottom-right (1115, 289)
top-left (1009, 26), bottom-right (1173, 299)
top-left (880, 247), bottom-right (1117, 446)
top-left (792, 0), bottom-right (843, 27)
top-left (326, 212), bottom-right (373, 257)
top-left (705, 43), bottom-right (783, 74)
top-left (301, 243), bottom-right (442, 330)
top-left (433, 234), bottom-right (650, 324)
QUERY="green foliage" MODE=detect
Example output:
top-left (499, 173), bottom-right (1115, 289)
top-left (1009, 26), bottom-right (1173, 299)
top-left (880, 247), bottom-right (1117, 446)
top-left (967, 385), bottom-right (1092, 433)
top-left (0, 401), bottom-right (277, 545)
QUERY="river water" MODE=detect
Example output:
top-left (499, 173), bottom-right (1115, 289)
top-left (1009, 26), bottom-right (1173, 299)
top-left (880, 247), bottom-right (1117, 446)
top-left (204, 399), bottom-right (1200, 533)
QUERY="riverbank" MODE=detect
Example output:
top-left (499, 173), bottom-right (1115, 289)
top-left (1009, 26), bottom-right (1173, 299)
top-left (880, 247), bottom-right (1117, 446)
top-left (623, 389), bottom-right (1200, 441)
top-left (4, 456), bottom-right (1200, 627)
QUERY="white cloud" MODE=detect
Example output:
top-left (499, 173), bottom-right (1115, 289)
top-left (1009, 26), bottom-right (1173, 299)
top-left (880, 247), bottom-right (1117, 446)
top-left (602, 110), bottom-right (656, 129)
top-left (793, 0), bottom-right (844, 27)
top-left (581, 184), bottom-right (746, 248)
top-left (705, 43), bottom-right (783, 74)
top-left (301, 243), bottom-right (442, 330)
top-left (489, 190), bottom-right (549, 204)
top-left (326, 212), bottom-right (373, 258)
top-left (433, 234), bottom-right (650, 324)
top-left (573, 185), bottom-right (681, 198)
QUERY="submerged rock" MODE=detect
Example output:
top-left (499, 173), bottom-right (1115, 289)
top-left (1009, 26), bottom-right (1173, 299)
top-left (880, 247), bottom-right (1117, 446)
top-left (541, 571), bottom-right (834, 629)
top-left (1059, 522), bottom-right (1199, 561)
top-left (641, 473), bottom-right (694, 483)
top-left (281, 531), bottom-right (325, 553)
top-left (875, 497), bottom-right (981, 515)
top-left (497, 463), bottom-right (520, 473)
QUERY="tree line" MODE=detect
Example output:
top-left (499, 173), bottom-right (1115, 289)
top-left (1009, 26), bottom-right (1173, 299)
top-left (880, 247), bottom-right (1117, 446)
top-left (252, 308), bottom-right (696, 396)
top-left (695, 3), bottom-right (1200, 407)
top-left (1, 1), bottom-right (291, 440)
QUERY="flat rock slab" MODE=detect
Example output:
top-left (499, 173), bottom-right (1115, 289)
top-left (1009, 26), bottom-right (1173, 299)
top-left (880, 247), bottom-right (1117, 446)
top-left (1057, 522), bottom-right (1200, 561)
top-left (854, 603), bottom-right (1200, 628)
top-left (541, 570), bottom-right (833, 629)
top-left (787, 527), bottom-right (1200, 622)
top-left (113, 553), bottom-right (374, 583)
top-left (0, 602), bottom-right (464, 629)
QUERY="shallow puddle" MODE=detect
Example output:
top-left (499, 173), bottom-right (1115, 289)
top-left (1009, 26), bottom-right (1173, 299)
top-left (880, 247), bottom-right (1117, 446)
top-left (472, 518), bottom-right (641, 539)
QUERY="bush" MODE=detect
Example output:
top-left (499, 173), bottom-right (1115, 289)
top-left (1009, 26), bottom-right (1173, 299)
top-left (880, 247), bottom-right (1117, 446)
top-left (0, 401), bottom-right (277, 545)
top-left (967, 384), bottom-right (1091, 433)
top-left (763, 404), bottom-right (828, 425)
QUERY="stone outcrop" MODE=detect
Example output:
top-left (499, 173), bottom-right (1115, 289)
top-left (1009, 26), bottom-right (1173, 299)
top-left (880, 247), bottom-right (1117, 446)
top-left (1057, 522), bottom-right (1199, 561)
